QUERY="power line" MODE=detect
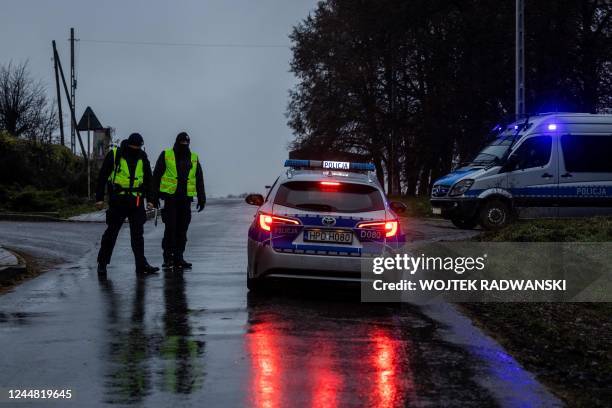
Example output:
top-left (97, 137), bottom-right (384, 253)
top-left (79, 39), bottom-right (290, 48)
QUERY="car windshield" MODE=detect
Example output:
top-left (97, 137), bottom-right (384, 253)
top-left (470, 136), bottom-right (514, 165)
top-left (274, 181), bottom-right (385, 213)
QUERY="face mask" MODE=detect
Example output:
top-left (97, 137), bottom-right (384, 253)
top-left (175, 143), bottom-right (189, 153)
top-left (126, 145), bottom-right (140, 157)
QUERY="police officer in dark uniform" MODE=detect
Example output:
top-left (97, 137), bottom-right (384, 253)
top-left (153, 132), bottom-right (206, 269)
top-left (95, 133), bottom-right (160, 276)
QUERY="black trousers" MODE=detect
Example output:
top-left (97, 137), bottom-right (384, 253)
top-left (161, 196), bottom-right (192, 260)
top-left (97, 197), bottom-right (148, 268)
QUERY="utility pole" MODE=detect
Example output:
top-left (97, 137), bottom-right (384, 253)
top-left (515, 0), bottom-right (525, 119)
top-left (52, 41), bottom-right (65, 146)
top-left (87, 115), bottom-right (91, 199)
top-left (53, 42), bottom-right (88, 162)
top-left (70, 27), bottom-right (77, 153)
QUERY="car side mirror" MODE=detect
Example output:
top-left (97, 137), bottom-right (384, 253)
top-left (390, 201), bottom-right (408, 214)
top-left (245, 193), bottom-right (264, 206)
top-left (501, 155), bottom-right (519, 172)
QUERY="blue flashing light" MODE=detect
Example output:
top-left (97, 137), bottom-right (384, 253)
top-left (284, 159), bottom-right (310, 168)
top-left (547, 123), bottom-right (557, 131)
top-left (350, 162), bottom-right (376, 171)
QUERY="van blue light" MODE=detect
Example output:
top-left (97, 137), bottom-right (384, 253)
top-left (548, 124), bottom-right (557, 131)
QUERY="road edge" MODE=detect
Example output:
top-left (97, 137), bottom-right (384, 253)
top-left (0, 209), bottom-right (155, 223)
top-left (0, 246), bottom-right (27, 284)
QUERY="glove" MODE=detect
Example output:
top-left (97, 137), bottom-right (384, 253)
top-left (196, 201), bottom-right (206, 212)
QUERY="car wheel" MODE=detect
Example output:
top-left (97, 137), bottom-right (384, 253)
top-left (450, 216), bottom-right (478, 229)
top-left (479, 199), bottom-right (510, 230)
top-left (247, 275), bottom-right (262, 291)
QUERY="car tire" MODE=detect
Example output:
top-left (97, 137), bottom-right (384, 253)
top-left (247, 276), bottom-right (262, 291)
top-left (479, 199), bottom-right (510, 230)
top-left (450, 216), bottom-right (478, 229)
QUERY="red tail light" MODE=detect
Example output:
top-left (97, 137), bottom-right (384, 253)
top-left (320, 181), bottom-right (340, 186)
top-left (357, 220), bottom-right (398, 237)
top-left (258, 212), bottom-right (301, 231)
top-left (385, 221), bottom-right (398, 237)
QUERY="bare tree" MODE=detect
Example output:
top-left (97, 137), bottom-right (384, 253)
top-left (0, 61), bottom-right (58, 143)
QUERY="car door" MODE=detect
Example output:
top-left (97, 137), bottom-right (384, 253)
top-left (505, 134), bottom-right (558, 218)
top-left (557, 133), bottom-right (612, 217)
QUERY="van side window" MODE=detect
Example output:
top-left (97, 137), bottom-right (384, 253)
top-left (560, 134), bottom-right (612, 173)
top-left (510, 135), bottom-right (552, 170)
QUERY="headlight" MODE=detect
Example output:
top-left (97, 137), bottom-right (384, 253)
top-left (449, 179), bottom-right (474, 196)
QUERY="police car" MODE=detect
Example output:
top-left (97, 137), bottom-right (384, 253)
top-left (245, 159), bottom-right (406, 290)
top-left (431, 113), bottom-right (612, 230)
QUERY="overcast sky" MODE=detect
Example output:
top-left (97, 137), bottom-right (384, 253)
top-left (0, 0), bottom-right (317, 196)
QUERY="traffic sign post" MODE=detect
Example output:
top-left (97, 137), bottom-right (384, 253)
top-left (78, 107), bottom-right (104, 199)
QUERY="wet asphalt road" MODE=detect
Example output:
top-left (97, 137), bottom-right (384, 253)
top-left (0, 199), bottom-right (560, 407)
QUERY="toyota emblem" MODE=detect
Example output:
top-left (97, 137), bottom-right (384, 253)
top-left (321, 216), bottom-right (336, 226)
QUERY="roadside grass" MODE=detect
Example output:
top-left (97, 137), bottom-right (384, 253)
top-left (0, 184), bottom-right (96, 219)
top-left (388, 195), bottom-right (433, 218)
top-left (57, 202), bottom-right (98, 219)
top-left (477, 216), bottom-right (612, 242)
top-left (0, 131), bottom-right (94, 219)
top-left (462, 217), bottom-right (612, 407)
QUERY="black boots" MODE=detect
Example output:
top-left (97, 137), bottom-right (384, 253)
top-left (162, 254), bottom-right (173, 269)
top-left (98, 263), bottom-right (159, 276)
top-left (136, 263), bottom-right (160, 275)
top-left (163, 253), bottom-right (192, 270)
top-left (174, 258), bottom-right (192, 270)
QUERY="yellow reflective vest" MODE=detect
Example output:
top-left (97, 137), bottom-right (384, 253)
top-left (109, 147), bottom-right (144, 196)
top-left (159, 148), bottom-right (199, 197)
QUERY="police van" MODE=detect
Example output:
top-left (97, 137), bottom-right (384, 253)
top-left (430, 113), bottom-right (612, 230)
top-left (244, 160), bottom-right (406, 290)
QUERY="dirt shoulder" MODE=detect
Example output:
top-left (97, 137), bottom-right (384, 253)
top-left (0, 221), bottom-right (103, 293)
top-left (460, 302), bottom-right (611, 407)
top-left (0, 248), bottom-right (58, 294)
top-left (400, 216), bottom-right (481, 243)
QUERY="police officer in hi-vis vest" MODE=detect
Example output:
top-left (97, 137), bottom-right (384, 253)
top-left (95, 133), bottom-right (160, 276)
top-left (153, 132), bottom-right (206, 269)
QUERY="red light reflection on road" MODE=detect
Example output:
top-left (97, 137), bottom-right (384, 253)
top-left (371, 327), bottom-right (415, 408)
top-left (248, 320), bottom-right (416, 408)
top-left (311, 342), bottom-right (342, 408)
top-left (248, 322), bottom-right (281, 408)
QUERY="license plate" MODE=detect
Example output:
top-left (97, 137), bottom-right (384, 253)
top-left (432, 207), bottom-right (442, 215)
top-left (304, 229), bottom-right (352, 244)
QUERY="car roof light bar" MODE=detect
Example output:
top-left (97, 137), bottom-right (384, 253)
top-left (284, 159), bottom-right (376, 172)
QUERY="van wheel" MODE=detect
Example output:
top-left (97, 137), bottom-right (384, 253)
top-left (479, 200), bottom-right (510, 230)
top-left (451, 217), bottom-right (478, 229)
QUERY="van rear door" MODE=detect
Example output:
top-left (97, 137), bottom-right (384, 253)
top-left (558, 133), bottom-right (612, 217)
